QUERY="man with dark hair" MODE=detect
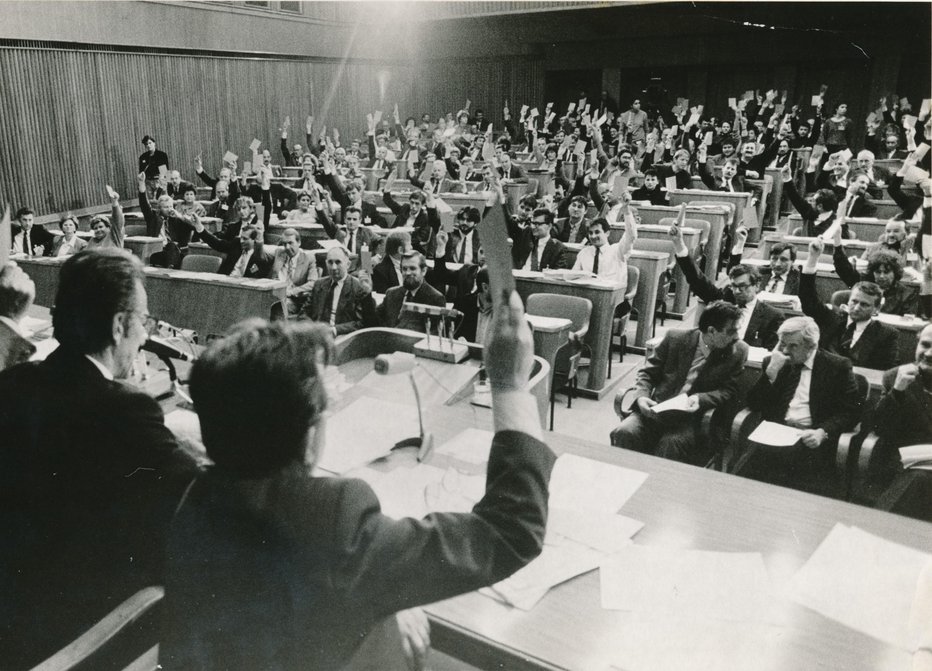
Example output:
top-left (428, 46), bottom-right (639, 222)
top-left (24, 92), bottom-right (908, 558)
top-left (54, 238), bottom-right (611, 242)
top-left (192, 222), bottom-right (274, 279)
top-left (799, 238), bottom-right (899, 369)
top-left (728, 229), bottom-right (800, 296)
top-left (0, 263), bottom-right (36, 370)
top-left (378, 251), bottom-right (445, 331)
top-left (554, 195), bottom-right (590, 244)
top-left (445, 206), bottom-right (482, 264)
top-left (611, 300), bottom-right (748, 464)
top-left (371, 230), bottom-right (411, 294)
top-left (322, 173), bottom-right (387, 228)
top-left (429, 229), bottom-right (488, 340)
top-left (629, 168), bottom-right (668, 205)
top-left (572, 212), bottom-right (636, 290)
top-left (741, 316), bottom-right (862, 495)
top-left (305, 246), bottom-right (376, 336)
top-left (139, 134), bottom-right (169, 197)
top-left (832, 233), bottom-right (918, 316)
top-left (670, 213), bottom-right (783, 348)
top-left (11, 207), bottom-right (54, 257)
top-left (382, 184), bottom-right (437, 255)
top-left (161, 289), bottom-right (552, 670)
top-left (783, 168), bottom-right (841, 237)
top-left (0, 248), bottom-right (198, 668)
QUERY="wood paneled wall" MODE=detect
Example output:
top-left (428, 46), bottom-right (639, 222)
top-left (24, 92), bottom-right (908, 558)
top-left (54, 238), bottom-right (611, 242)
top-left (0, 45), bottom-right (544, 217)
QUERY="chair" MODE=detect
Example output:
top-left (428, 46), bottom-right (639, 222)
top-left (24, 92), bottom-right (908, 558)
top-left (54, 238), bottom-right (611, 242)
top-left (33, 586), bottom-right (163, 671)
top-left (632, 237), bottom-right (675, 336)
top-left (831, 289), bottom-right (850, 308)
top-left (180, 254), bottom-right (223, 274)
top-left (608, 264), bottom-right (639, 378)
top-left (526, 294), bottom-right (592, 431)
top-left (124, 223), bottom-right (148, 237)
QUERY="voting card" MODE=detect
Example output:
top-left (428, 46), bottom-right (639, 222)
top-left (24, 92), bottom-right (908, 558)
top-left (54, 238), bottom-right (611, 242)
top-left (520, 104), bottom-right (529, 118)
top-left (577, 97), bottom-right (587, 111)
top-left (921, 99), bottom-right (932, 118)
top-left (249, 138), bottom-right (261, 152)
top-left (158, 164), bottom-right (168, 178)
top-left (222, 150), bottom-right (238, 165)
top-left (703, 131), bottom-right (714, 146)
top-left (900, 96), bottom-right (910, 108)
top-left (902, 114), bottom-right (918, 130)
top-left (476, 195), bottom-right (515, 308)
top-left (665, 176), bottom-right (677, 192)
top-left (589, 148), bottom-right (598, 166)
top-left (810, 95), bottom-right (822, 106)
top-left (567, 102), bottom-right (576, 113)
top-left (728, 97), bottom-right (737, 109)
top-left (596, 113), bottom-right (607, 127)
top-left (373, 110), bottom-right (382, 125)
top-left (105, 184), bottom-right (118, 200)
top-left (573, 139), bottom-right (587, 155)
top-left (283, 115), bottom-right (290, 128)
top-left (529, 107), bottom-right (539, 118)
top-left (243, 161), bottom-right (252, 176)
top-left (583, 103), bottom-right (591, 115)
top-left (914, 143), bottom-right (931, 162)
top-left (0, 206), bottom-right (10, 268)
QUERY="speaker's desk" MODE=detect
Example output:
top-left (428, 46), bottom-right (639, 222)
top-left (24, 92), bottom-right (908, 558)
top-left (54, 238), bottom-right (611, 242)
top-left (16, 257), bottom-right (287, 339)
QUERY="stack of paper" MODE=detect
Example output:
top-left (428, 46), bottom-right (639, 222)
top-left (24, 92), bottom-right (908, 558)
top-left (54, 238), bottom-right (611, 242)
top-left (788, 523), bottom-right (932, 650)
top-left (748, 420), bottom-right (802, 447)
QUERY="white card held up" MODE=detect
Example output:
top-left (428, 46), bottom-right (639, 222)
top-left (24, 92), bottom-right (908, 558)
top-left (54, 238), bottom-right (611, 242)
top-left (529, 107), bottom-right (539, 118)
top-left (728, 97), bottom-right (737, 109)
top-left (811, 94), bottom-right (822, 106)
top-left (920, 99), bottom-right (932, 118)
top-left (249, 138), bottom-right (262, 152)
top-left (105, 184), bottom-right (118, 199)
top-left (664, 176), bottom-right (678, 191)
top-left (222, 150), bottom-right (238, 165)
top-left (596, 113), bottom-right (607, 127)
top-left (903, 114), bottom-right (918, 130)
top-left (748, 420), bottom-right (802, 447)
top-left (573, 139), bottom-right (587, 155)
top-left (567, 102), bottom-right (576, 113)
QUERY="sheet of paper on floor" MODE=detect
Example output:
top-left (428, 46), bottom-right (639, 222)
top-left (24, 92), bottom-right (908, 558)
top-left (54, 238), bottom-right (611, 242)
top-left (788, 523), bottom-right (932, 650)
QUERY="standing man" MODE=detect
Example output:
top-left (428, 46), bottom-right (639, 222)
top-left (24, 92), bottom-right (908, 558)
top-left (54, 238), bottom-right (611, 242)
top-left (305, 246), bottom-right (376, 336)
top-left (139, 134), bottom-right (169, 198)
top-left (10, 207), bottom-right (53, 257)
top-left (0, 248), bottom-right (199, 669)
top-left (622, 99), bottom-right (649, 145)
top-left (611, 300), bottom-right (748, 464)
top-left (378, 251), bottom-right (446, 331)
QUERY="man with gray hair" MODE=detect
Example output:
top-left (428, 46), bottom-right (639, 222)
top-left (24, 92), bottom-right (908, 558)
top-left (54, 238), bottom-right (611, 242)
top-left (855, 149), bottom-right (892, 198)
top-left (0, 263), bottom-right (36, 370)
top-left (741, 315), bottom-right (862, 494)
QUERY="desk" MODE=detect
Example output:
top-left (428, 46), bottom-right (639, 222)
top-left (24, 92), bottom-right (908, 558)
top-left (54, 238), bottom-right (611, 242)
top-left (424, 429), bottom-right (932, 671)
top-left (267, 221), bottom-right (328, 248)
top-left (668, 188), bottom-right (750, 241)
top-left (634, 204), bottom-right (728, 282)
top-left (759, 233), bottom-right (875, 259)
top-left (786, 215), bottom-right (897, 242)
top-left (123, 236), bottom-right (164, 264)
top-left (17, 257), bottom-right (287, 339)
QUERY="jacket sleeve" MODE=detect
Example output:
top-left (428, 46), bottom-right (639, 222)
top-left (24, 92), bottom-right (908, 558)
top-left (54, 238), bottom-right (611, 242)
top-left (784, 179), bottom-right (818, 221)
top-left (694, 343), bottom-right (748, 410)
top-left (832, 246), bottom-right (861, 288)
top-left (197, 229), bottom-right (235, 256)
top-left (816, 358), bottom-right (861, 438)
top-left (139, 190), bottom-right (160, 237)
top-left (798, 272), bottom-right (835, 331)
top-left (629, 332), bottom-right (669, 403)
top-left (674, 253), bottom-right (723, 303)
top-left (382, 191), bottom-right (403, 216)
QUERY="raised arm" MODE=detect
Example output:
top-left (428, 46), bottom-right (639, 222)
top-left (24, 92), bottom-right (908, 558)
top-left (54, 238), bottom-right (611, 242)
top-left (616, 196), bottom-right (638, 260)
top-left (669, 206), bottom-right (722, 303)
top-left (783, 174), bottom-right (818, 220)
top-left (798, 238), bottom-right (834, 327)
top-left (109, 187), bottom-right (125, 248)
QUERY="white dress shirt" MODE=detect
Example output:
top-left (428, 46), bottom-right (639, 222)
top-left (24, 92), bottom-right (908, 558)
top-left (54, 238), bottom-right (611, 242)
top-left (572, 242), bottom-right (629, 292)
top-left (230, 250), bottom-right (253, 278)
top-left (736, 298), bottom-right (757, 340)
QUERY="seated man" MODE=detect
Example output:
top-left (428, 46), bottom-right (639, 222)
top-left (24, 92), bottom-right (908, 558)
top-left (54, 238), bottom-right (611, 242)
top-left (698, 150), bottom-right (763, 207)
top-left (429, 229), bottom-right (488, 342)
top-left (857, 217), bottom-right (915, 267)
top-left (729, 231), bottom-right (801, 296)
top-left (381, 185), bottom-right (436, 256)
top-left (371, 230), bottom-right (411, 294)
top-left (610, 300), bottom-right (748, 464)
top-left (512, 209), bottom-right (567, 272)
top-left (444, 206), bottom-right (481, 266)
top-left (554, 195), bottom-right (591, 244)
top-left (192, 221), bottom-right (274, 279)
top-left (855, 149), bottom-right (892, 198)
top-left (784, 168), bottom-right (840, 238)
top-left (378, 251), bottom-right (445, 331)
top-left (272, 228), bottom-right (318, 316)
top-left (799, 239), bottom-right (899, 369)
top-left (10, 207), bottom-right (54, 257)
top-left (834, 170), bottom-right (878, 219)
top-left (160, 292), bottom-right (553, 671)
top-left (670, 215), bottom-right (783, 348)
top-left (741, 316), bottom-right (862, 495)
top-left (572, 208), bottom-right (637, 292)
top-left (0, 249), bottom-right (198, 668)
top-left (323, 173), bottom-right (387, 228)
top-left (304, 246), bottom-right (376, 336)
top-left (0, 263), bottom-right (36, 370)
top-left (833, 239), bottom-right (918, 316)
top-left (629, 168), bottom-right (669, 206)
top-left (137, 172), bottom-right (199, 268)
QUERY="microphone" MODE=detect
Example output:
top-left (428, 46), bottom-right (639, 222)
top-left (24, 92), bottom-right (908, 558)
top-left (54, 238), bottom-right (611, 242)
top-left (371, 352), bottom-right (432, 461)
top-left (142, 335), bottom-right (195, 362)
top-left (373, 352), bottom-right (416, 375)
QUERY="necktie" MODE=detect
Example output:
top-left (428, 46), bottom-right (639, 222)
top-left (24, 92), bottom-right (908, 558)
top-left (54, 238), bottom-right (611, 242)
top-left (682, 345), bottom-right (708, 393)
top-left (846, 198), bottom-right (856, 217)
top-left (25, 230), bottom-right (32, 255)
top-left (778, 363), bottom-right (803, 417)
top-left (231, 252), bottom-right (249, 278)
top-left (726, 180), bottom-right (734, 193)
top-left (839, 321), bottom-right (857, 354)
top-left (348, 230), bottom-right (355, 253)
top-left (531, 239), bottom-right (540, 272)
top-left (767, 274), bottom-right (782, 293)
top-left (322, 281), bottom-right (337, 324)
top-left (458, 237), bottom-right (467, 263)
top-left (283, 256), bottom-right (295, 285)
top-left (592, 247), bottom-right (601, 275)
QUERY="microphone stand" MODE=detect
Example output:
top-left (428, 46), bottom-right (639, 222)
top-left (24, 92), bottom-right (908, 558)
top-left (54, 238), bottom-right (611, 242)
top-left (390, 369), bottom-right (433, 462)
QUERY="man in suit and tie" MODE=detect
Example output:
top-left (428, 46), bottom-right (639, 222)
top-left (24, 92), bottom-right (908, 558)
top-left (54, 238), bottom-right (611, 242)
top-left (378, 251), bottom-right (446, 331)
top-left (611, 300), bottom-right (749, 464)
top-left (798, 239), bottom-right (899, 369)
top-left (305, 246), bottom-right (376, 336)
top-left (856, 149), bottom-right (893, 199)
top-left (697, 150), bottom-right (763, 206)
top-left (741, 316), bottom-right (862, 495)
top-left (728, 229), bottom-right (801, 296)
top-left (513, 209), bottom-right (567, 272)
top-left (10, 207), bottom-right (54, 257)
top-left (191, 221), bottom-right (275, 279)
top-left (497, 151), bottom-right (528, 184)
top-left (445, 207), bottom-right (482, 265)
top-left (371, 230), bottom-right (411, 294)
top-left (272, 228), bottom-right (318, 316)
top-left (554, 196), bottom-right (590, 244)
top-left (671, 218), bottom-right (784, 349)
top-left (382, 186), bottom-right (438, 257)
top-left (319, 206), bottom-right (379, 273)
top-left (0, 263), bottom-right (36, 371)
top-left (322, 174), bottom-right (387, 228)
top-left (0, 249), bottom-right (199, 668)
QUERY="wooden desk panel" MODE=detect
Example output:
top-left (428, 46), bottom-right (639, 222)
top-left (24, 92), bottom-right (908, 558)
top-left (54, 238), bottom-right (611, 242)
top-left (669, 189), bottom-right (750, 242)
top-left (634, 204), bottom-right (728, 282)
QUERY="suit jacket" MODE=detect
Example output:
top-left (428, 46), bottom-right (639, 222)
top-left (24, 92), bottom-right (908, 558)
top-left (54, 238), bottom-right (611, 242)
top-left (798, 272), bottom-right (899, 369)
top-left (272, 248), bottom-right (316, 293)
top-left (11, 224), bottom-right (55, 256)
top-left (756, 266), bottom-right (801, 296)
top-left (51, 234), bottom-right (88, 257)
top-left (554, 216), bottom-right (590, 244)
top-left (445, 228), bottom-right (482, 264)
top-left (371, 255), bottom-right (402, 294)
top-left (747, 350), bottom-right (861, 440)
top-left (382, 193), bottom-right (440, 256)
top-left (378, 281), bottom-right (446, 331)
top-left (160, 431), bottom-right (554, 671)
top-left (498, 162), bottom-right (528, 183)
top-left (0, 347), bottom-right (197, 668)
top-left (629, 328), bottom-right (748, 410)
top-left (505, 206), bottom-right (567, 270)
top-left (872, 368), bottom-right (932, 450)
top-left (305, 275), bottom-right (376, 335)
top-left (784, 180), bottom-right (842, 238)
top-left (675, 254), bottom-right (783, 349)
top-left (832, 247), bottom-right (919, 316)
top-left (0, 320), bottom-right (35, 371)
top-left (699, 162), bottom-right (763, 201)
top-left (322, 173), bottom-right (388, 228)
top-left (200, 231), bottom-right (275, 278)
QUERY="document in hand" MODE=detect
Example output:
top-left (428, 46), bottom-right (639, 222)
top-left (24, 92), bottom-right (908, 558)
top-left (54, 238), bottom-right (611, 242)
top-left (650, 393), bottom-right (696, 414)
top-left (748, 421), bottom-right (802, 447)
top-left (788, 524), bottom-right (932, 650)
top-left (899, 444), bottom-right (932, 471)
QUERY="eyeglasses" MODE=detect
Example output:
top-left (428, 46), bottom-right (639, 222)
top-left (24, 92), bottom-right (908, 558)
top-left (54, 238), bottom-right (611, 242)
top-left (731, 282), bottom-right (753, 291)
top-left (131, 311), bottom-right (159, 336)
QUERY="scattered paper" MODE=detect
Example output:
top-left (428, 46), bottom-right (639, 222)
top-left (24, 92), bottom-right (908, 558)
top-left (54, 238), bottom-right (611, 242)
top-left (318, 398), bottom-right (416, 474)
top-left (363, 463), bottom-right (484, 519)
top-left (549, 453), bottom-right (647, 513)
top-left (788, 524), bottom-right (932, 650)
top-left (748, 420), bottom-right (802, 447)
top-left (546, 508), bottom-right (643, 554)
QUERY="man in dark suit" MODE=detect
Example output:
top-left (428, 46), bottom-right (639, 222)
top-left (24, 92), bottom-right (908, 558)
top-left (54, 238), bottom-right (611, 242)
top-left (670, 219), bottom-right (783, 349)
top-left (741, 316), bottom-right (862, 495)
top-left (192, 222), bottom-right (275, 278)
top-left (697, 153), bottom-right (763, 206)
top-left (321, 173), bottom-right (387, 228)
top-left (784, 172), bottom-right (840, 238)
top-left (304, 246), bottom-right (376, 336)
top-left (428, 228), bottom-right (489, 341)
top-left (378, 251), bottom-right (446, 331)
top-left (371, 230), bottom-right (410, 294)
top-left (799, 239), bottom-right (899, 369)
top-left (553, 196), bottom-right (590, 244)
top-left (510, 208), bottom-right (567, 271)
top-left (444, 206), bottom-right (482, 265)
top-left (161, 292), bottom-right (553, 670)
top-left (611, 301), bottom-right (748, 464)
top-left (319, 205), bottom-right (380, 273)
top-left (0, 263), bottom-right (36, 371)
top-left (382, 186), bottom-right (438, 256)
top-left (0, 249), bottom-right (199, 669)
top-left (728, 230), bottom-right (801, 296)
top-left (496, 151), bottom-right (528, 183)
top-left (10, 207), bottom-right (54, 257)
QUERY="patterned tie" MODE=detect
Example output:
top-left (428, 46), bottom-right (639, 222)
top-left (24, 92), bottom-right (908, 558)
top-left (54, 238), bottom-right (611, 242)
top-left (767, 274), bottom-right (782, 293)
top-left (592, 247), bottom-right (600, 275)
top-left (531, 239), bottom-right (540, 272)
top-left (458, 237), bottom-right (467, 263)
